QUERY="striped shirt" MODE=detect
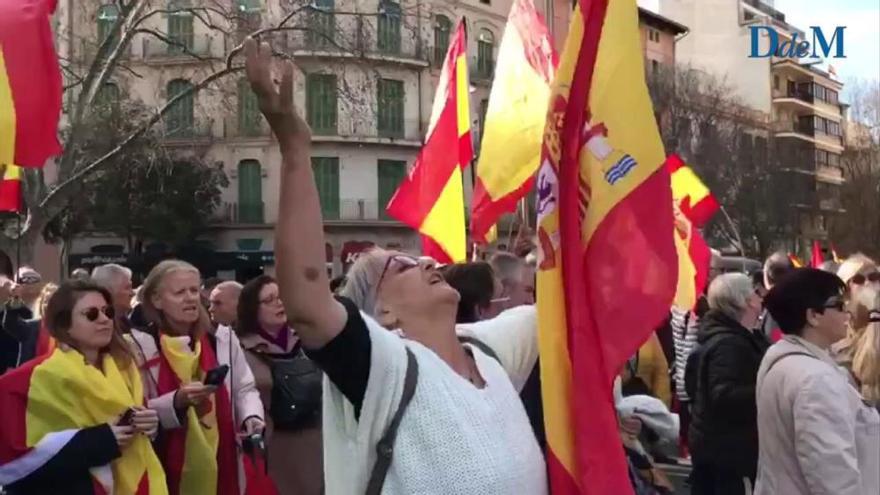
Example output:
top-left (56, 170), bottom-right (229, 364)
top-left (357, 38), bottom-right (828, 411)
top-left (671, 307), bottom-right (700, 402)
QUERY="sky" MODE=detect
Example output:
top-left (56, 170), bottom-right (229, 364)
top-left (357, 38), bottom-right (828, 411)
top-left (639, 0), bottom-right (879, 94)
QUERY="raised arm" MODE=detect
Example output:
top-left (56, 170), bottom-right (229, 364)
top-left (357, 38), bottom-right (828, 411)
top-left (245, 39), bottom-right (346, 348)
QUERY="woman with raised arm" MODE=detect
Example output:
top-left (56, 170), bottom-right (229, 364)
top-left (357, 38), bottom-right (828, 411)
top-left (244, 39), bottom-right (546, 495)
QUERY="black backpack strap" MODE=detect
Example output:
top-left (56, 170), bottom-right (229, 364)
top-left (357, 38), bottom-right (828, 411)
top-left (365, 347), bottom-right (418, 495)
top-left (458, 335), bottom-right (501, 364)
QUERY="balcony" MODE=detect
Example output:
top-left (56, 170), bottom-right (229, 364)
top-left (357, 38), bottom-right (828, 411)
top-left (742, 0), bottom-right (786, 23)
top-left (212, 201), bottom-right (266, 225)
top-left (140, 33), bottom-right (216, 63)
top-left (279, 21), bottom-right (427, 68)
top-left (76, 39), bottom-right (133, 65)
top-left (773, 119), bottom-right (814, 138)
top-left (321, 199), bottom-right (406, 226)
top-left (222, 117), bottom-right (272, 140)
top-left (310, 119), bottom-right (422, 147)
top-left (162, 118), bottom-right (214, 144)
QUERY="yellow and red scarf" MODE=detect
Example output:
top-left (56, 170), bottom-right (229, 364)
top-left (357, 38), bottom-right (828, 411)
top-left (0, 348), bottom-right (167, 494)
top-left (155, 333), bottom-right (238, 495)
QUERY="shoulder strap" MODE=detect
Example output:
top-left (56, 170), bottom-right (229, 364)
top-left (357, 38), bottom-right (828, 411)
top-left (365, 347), bottom-right (419, 495)
top-left (458, 335), bottom-right (501, 364)
top-left (762, 351), bottom-right (817, 377)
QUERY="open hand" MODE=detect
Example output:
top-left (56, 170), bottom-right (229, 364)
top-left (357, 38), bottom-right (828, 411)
top-left (131, 407), bottom-right (159, 437)
top-left (243, 37), bottom-right (310, 147)
top-left (173, 381), bottom-right (218, 409)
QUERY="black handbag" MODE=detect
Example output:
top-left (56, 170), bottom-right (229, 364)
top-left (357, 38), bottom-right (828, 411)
top-left (250, 347), bottom-right (323, 430)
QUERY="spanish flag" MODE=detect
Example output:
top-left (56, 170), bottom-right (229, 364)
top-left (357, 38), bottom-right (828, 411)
top-left (385, 20), bottom-right (472, 263)
top-left (0, 348), bottom-right (167, 494)
top-left (667, 155), bottom-right (716, 309)
top-left (536, 0), bottom-right (677, 493)
top-left (788, 253), bottom-right (804, 268)
top-left (470, 0), bottom-right (558, 243)
top-left (0, 0), bottom-right (63, 169)
top-left (810, 240), bottom-right (825, 268)
top-left (0, 163), bottom-right (21, 212)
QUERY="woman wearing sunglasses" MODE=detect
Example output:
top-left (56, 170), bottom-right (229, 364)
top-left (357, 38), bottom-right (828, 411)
top-left (130, 260), bottom-right (265, 495)
top-left (755, 269), bottom-right (879, 495)
top-left (833, 284), bottom-right (880, 409)
top-left (244, 39), bottom-right (545, 494)
top-left (0, 280), bottom-right (166, 494)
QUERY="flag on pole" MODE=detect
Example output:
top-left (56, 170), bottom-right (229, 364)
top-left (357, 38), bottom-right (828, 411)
top-left (470, 0), bottom-right (558, 243)
top-left (386, 20), bottom-right (472, 263)
top-left (666, 154), bottom-right (719, 228)
top-left (0, 163), bottom-right (22, 212)
top-left (0, 0), bottom-right (63, 169)
top-left (535, 0), bottom-right (678, 493)
top-left (788, 253), bottom-right (804, 268)
top-left (810, 240), bottom-right (825, 268)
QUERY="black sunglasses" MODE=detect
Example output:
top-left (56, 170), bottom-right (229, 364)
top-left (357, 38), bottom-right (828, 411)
top-left (80, 306), bottom-right (115, 322)
top-left (851, 272), bottom-right (880, 285)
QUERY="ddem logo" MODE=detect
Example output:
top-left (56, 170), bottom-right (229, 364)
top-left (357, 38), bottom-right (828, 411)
top-left (749, 26), bottom-right (846, 59)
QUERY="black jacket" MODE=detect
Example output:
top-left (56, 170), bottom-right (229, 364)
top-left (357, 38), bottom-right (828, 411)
top-left (0, 306), bottom-right (38, 375)
top-left (688, 310), bottom-right (770, 479)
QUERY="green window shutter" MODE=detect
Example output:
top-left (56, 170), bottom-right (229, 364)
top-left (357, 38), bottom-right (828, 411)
top-left (238, 78), bottom-right (261, 135)
top-left (377, 79), bottom-right (404, 138)
top-left (306, 74), bottom-right (337, 135)
top-left (95, 83), bottom-right (120, 110)
top-left (377, 0), bottom-right (401, 54)
top-left (97, 4), bottom-right (119, 49)
top-left (477, 29), bottom-right (495, 79)
top-left (237, 160), bottom-right (264, 223)
top-left (378, 160), bottom-right (406, 219)
top-left (312, 157), bottom-right (340, 219)
top-left (166, 79), bottom-right (194, 137)
top-left (168, 0), bottom-right (194, 53)
top-left (307, 0), bottom-right (335, 48)
top-left (433, 15), bottom-right (451, 66)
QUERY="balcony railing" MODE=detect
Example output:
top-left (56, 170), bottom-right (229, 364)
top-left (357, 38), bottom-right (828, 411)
top-left (212, 201), bottom-right (265, 224)
top-left (773, 120), bottom-right (815, 137)
top-left (238, 201), bottom-right (265, 224)
top-left (163, 118), bottom-right (214, 140)
top-left (222, 117), bottom-right (271, 139)
top-left (329, 199), bottom-right (405, 223)
top-left (142, 33), bottom-right (215, 60)
top-left (743, 0), bottom-right (786, 23)
top-left (775, 88), bottom-right (814, 104)
top-left (311, 119), bottom-right (422, 144)
top-left (278, 20), bottom-right (426, 64)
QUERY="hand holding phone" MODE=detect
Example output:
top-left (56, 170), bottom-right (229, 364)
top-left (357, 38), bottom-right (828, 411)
top-left (204, 364), bottom-right (230, 386)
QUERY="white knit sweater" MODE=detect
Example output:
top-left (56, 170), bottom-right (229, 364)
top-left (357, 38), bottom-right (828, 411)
top-left (322, 306), bottom-right (547, 495)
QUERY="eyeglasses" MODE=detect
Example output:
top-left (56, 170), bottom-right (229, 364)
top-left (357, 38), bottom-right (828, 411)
top-left (80, 306), bottom-right (115, 322)
top-left (821, 297), bottom-right (846, 312)
top-left (375, 255), bottom-right (420, 295)
top-left (850, 272), bottom-right (880, 285)
top-left (17, 275), bottom-right (41, 285)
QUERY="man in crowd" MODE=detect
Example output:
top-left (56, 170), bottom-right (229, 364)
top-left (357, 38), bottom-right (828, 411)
top-left (0, 275), bottom-right (38, 375)
top-left (15, 266), bottom-right (43, 314)
top-left (490, 251), bottom-right (536, 308)
top-left (91, 263), bottom-right (136, 333)
top-left (760, 252), bottom-right (794, 342)
top-left (209, 280), bottom-right (243, 328)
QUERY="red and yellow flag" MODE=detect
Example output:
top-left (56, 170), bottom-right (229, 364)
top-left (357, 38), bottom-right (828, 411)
top-left (667, 154), bottom-right (716, 309)
top-left (386, 20), bottom-right (472, 263)
top-left (810, 240), bottom-right (825, 268)
top-left (0, 163), bottom-right (21, 212)
top-left (470, 0), bottom-right (558, 243)
top-left (0, 0), bottom-right (63, 170)
top-left (536, 1), bottom-right (678, 493)
top-left (788, 253), bottom-right (804, 268)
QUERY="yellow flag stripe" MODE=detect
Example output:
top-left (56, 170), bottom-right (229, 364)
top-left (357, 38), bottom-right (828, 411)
top-left (455, 54), bottom-right (470, 138)
top-left (420, 166), bottom-right (467, 262)
top-left (0, 48), bottom-right (17, 166)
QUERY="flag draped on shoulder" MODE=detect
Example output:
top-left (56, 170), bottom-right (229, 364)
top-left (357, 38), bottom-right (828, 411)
top-left (470, 0), bottom-right (558, 243)
top-left (0, 0), bottom-right (63, 170)
top-left (667, 154), bottom-right (716, 309)
top-left (0, 163), bottom-right (22, 212)
top-left (0, 348), bottom-right (167, 494)
top-left (385, 20), bottom-right (472, 263)
top-left (535, 0), bottom-right (678, 493)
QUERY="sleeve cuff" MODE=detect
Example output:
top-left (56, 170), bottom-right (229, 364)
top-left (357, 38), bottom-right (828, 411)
top-left (149, 391), bottom-right (183, 429)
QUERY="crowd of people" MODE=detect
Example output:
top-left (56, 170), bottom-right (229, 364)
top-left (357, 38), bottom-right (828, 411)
top-left (0, 39), bottom-right (878, 495)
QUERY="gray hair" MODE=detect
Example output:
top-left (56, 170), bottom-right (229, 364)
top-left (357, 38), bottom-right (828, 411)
top-left (339, 248), bottom-right (398, 317)
top-left (91, 263), bottom-right (132, 289)
top-left (490, 252), bottom-right (524, 283)
top-left (838, 253), bottom-right (876, 284)
top-left (213, 280), bottom-right (243, 295)
top-left (707, 272), bottom-right (753, 321)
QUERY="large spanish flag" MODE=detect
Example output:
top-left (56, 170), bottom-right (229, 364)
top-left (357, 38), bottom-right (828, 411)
top-left (0, 349), bottom-right (167, 494)
top-left (535, 0), bottom-right (677, 493)
top-left (470, 0), bottom-right (558, 243)
top-left (0, 0), bottom-right (63, 169)
top-left (0, 163), bottom-right (22, 212)
top-left (385, 20), bottom-right (472, 263)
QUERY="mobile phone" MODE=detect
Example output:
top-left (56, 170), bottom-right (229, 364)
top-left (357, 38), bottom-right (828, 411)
top-left (204, 364), bottom-right (230, 386)
top-left (118, 408), bottom-right (135, 426)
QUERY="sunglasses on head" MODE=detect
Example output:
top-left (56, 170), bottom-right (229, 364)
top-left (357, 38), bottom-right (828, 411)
top-left (81, 306), bottom-right (115, 322)
top-left (851, 272), bottom-right (880, 285)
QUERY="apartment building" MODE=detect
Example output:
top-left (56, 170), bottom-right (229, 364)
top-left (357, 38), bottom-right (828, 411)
top-left (55, 0), bottom-right (568, 280)
top-left (660, 0), bottom-right (846, 247)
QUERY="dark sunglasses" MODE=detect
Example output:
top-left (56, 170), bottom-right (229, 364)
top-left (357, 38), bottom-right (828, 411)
top-left (851, 272), bottom-right (880, 285)
top-left (375, 255), bottom-right (420, 294)
top-left (80, 306), bottom-right (115, 322)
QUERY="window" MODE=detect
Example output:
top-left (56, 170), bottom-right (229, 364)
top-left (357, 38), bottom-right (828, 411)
top-left (165, 79), bottom-right (194, 137)
top-left (307, 0), bottom-right (335, 48)
top-left (312, 157), bottom-right (340, 219)
top-left (236, 0), bottom-right (261, 32)
top-left (477, 29), bottom-right (495, 79)
top-left (377, 78), bottom-right (404, 137)
top-left (480, 0), bottom-right (490, 4)
top-left (95, 82), bottom-right (119, 109)
top-left (237, 160), bottom-right (264, 223)
top-left (378, 160), bottom-right (407, 219)
top-left (238, 78), bottom-right (261, 136)
top-left (306, 73), bottom-right (337, 135)
top-left (648, 29), bottom-right (660, 42)
top-left (773, 75), bottom-right (780, 90)
top-left (97, 4), bottom-right (119, 45)
top-left (377, 0), bottom-right (401, 54)
top-left (168, 0), bottom-right (194, 53)
top-left (826, 89), bottom-right (839, 104)
top-left (651, 59), bottom-right (659, 75)
top-left (813, 84), bottom-right (826, 102)
top-left (433, 15), bottom-right (452, 66)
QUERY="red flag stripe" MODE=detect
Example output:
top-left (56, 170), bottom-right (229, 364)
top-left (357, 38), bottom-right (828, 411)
top-left (471, 176), bottom-right (535, 243)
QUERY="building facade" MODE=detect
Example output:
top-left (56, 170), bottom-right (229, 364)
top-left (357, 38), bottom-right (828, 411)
top-left (54, 0), bottom-right (568, 281)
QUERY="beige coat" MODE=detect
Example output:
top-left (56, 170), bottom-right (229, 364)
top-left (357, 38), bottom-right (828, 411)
top-left (755, 336), bottom-right (880, 495)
